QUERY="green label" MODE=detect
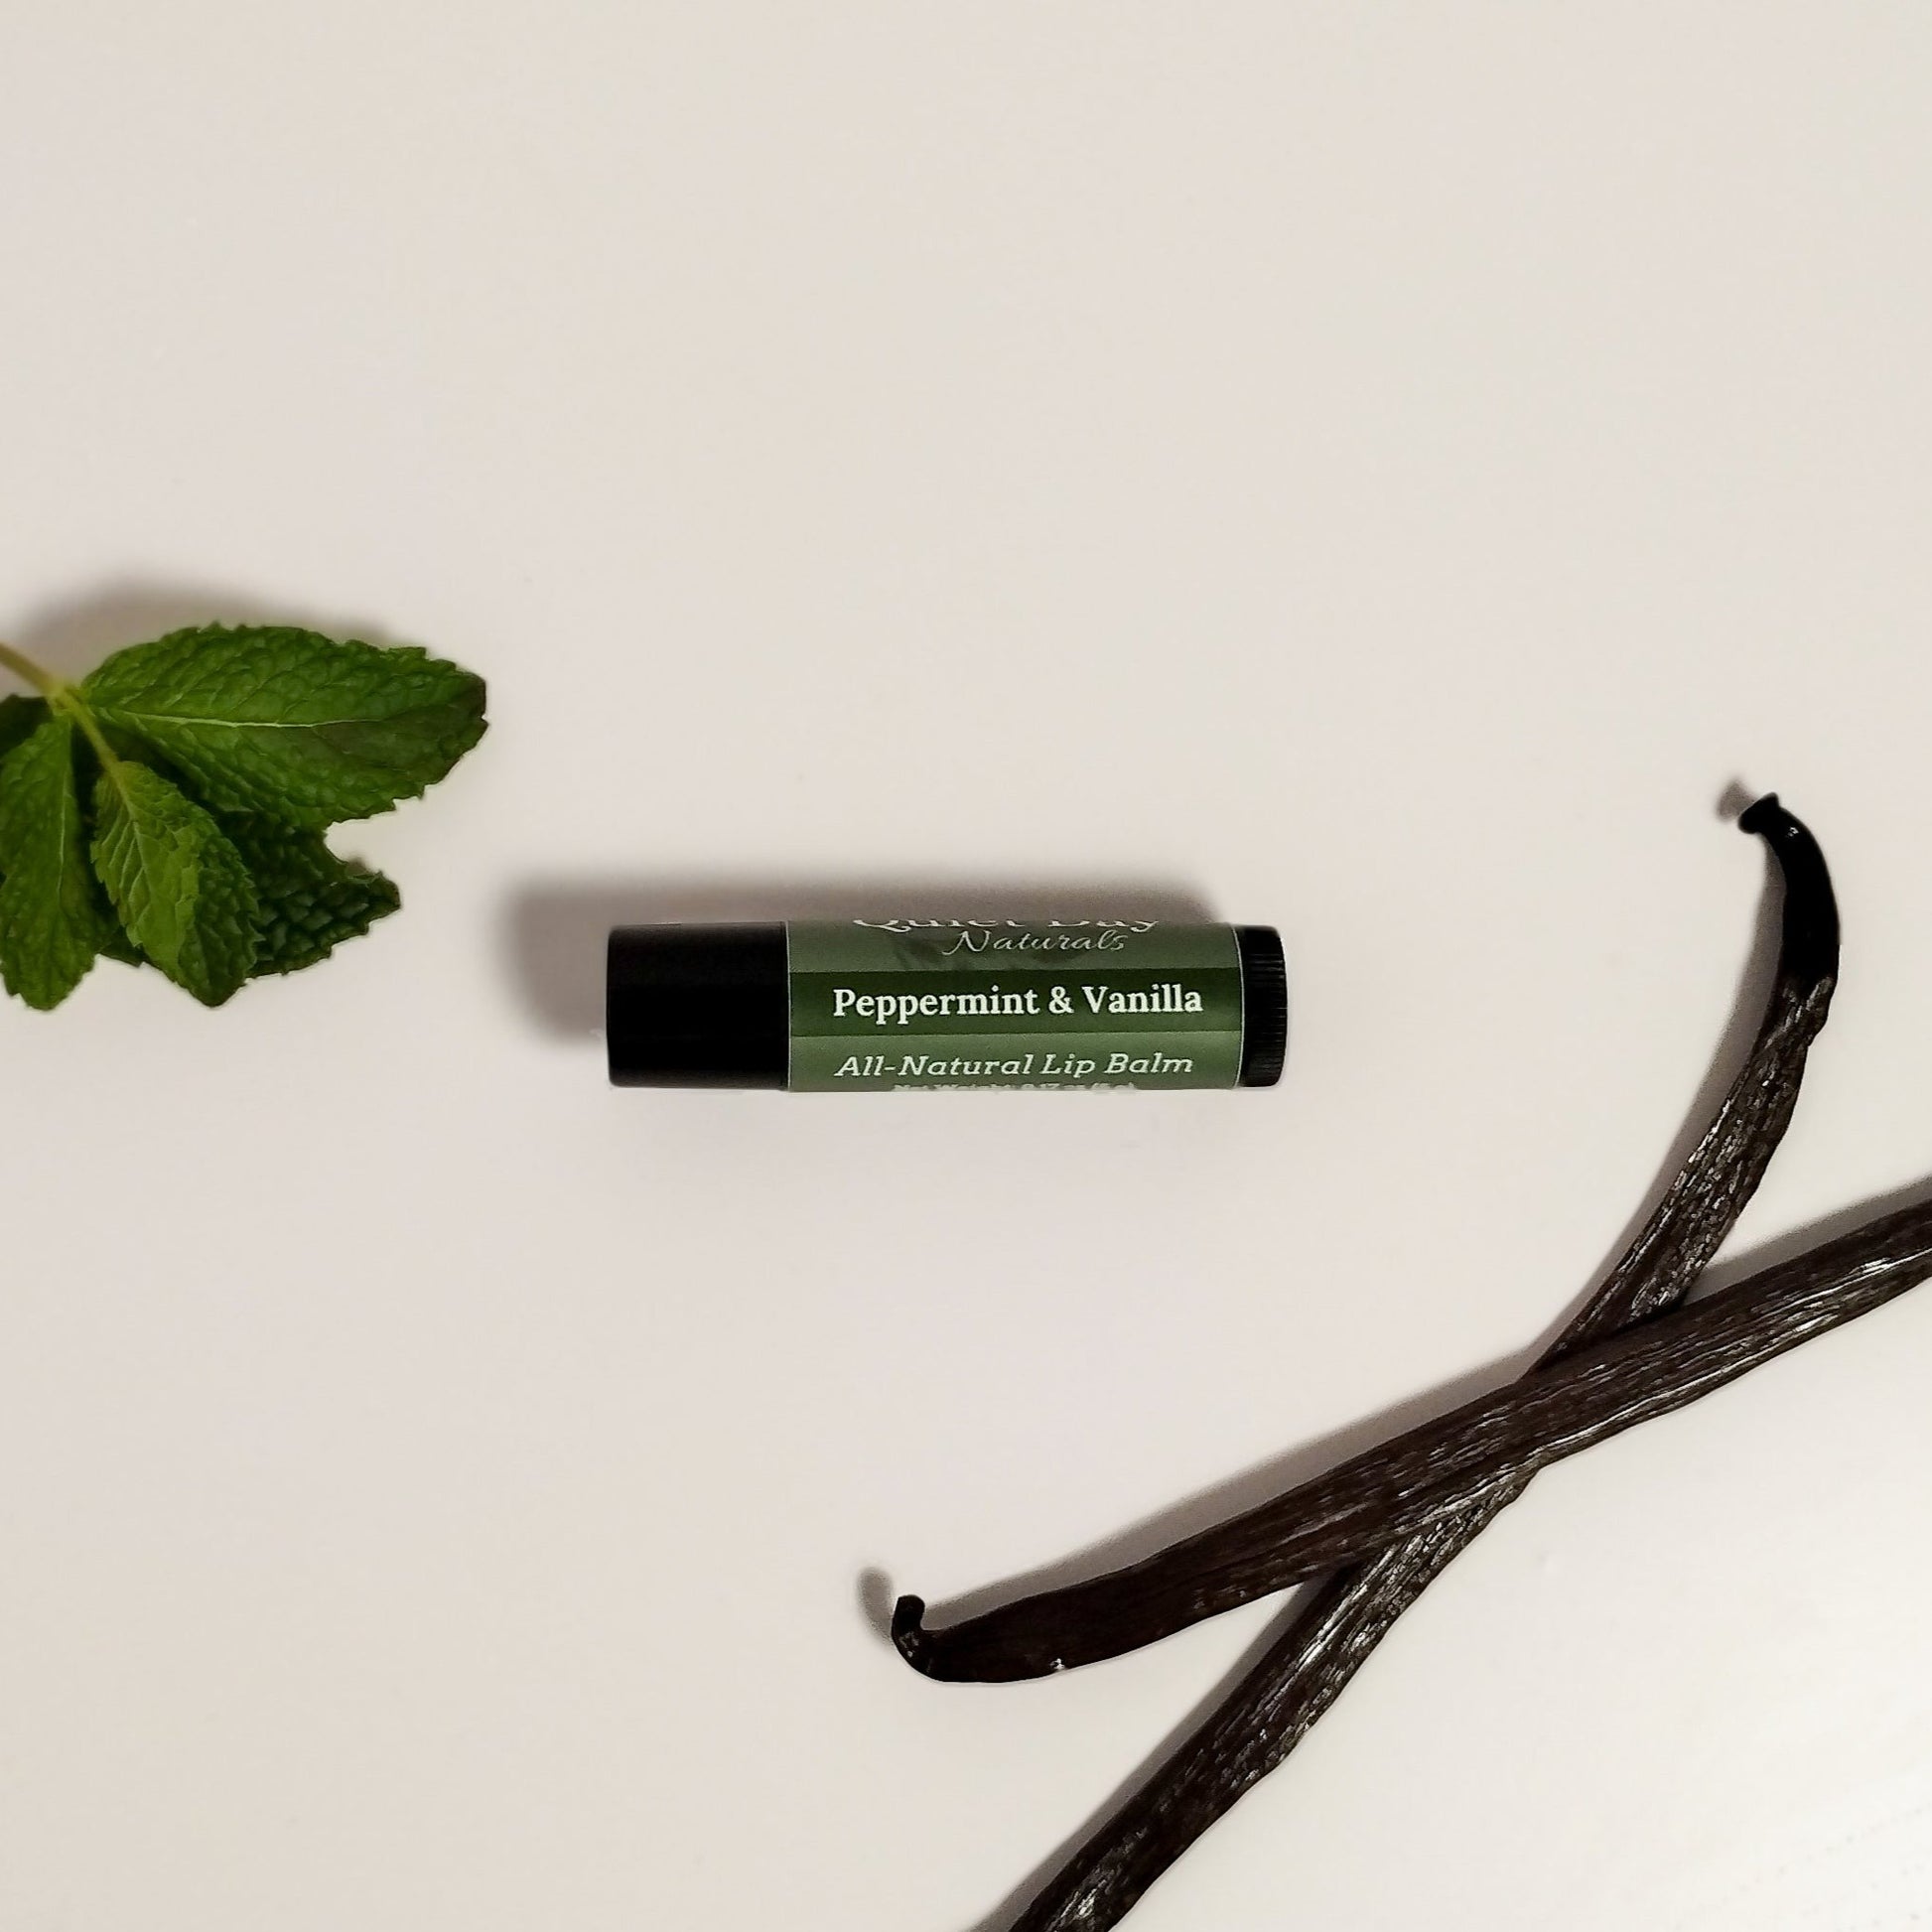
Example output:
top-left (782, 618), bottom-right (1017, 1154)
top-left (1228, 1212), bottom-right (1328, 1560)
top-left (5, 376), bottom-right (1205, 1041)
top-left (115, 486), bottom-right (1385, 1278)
top-left (786, 920), bottom-right (1246, 1091)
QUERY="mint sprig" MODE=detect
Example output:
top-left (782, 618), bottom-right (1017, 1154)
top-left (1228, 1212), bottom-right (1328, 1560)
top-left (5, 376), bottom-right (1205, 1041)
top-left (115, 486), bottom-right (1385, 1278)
top-left (0, 624), bottom-right (485, 1009)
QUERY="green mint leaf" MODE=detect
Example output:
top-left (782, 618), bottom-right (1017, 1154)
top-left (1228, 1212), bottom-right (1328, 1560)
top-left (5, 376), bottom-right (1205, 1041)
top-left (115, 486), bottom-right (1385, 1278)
top-left (219, 815), bottom-right (400, 975)
top-left (93, 914), bottom-right (144, 968)
top-left (63, 723), bottom-right (144, 969)
top-left (0, 715), bottom-right (113, 1009)
top-left (91, 763), bottom-right (260, 1005)
top-left (81, 624), bottom-right (486, 829)
top-left (0, 694), bottom-right (50, 764)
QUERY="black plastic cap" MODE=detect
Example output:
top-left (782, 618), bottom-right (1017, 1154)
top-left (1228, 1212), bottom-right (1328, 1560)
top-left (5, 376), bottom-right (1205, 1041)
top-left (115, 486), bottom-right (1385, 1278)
top-left (607, 924), bottom-right (787, 1087)
top-left (1235, 924), bottom-right (1288, 1087)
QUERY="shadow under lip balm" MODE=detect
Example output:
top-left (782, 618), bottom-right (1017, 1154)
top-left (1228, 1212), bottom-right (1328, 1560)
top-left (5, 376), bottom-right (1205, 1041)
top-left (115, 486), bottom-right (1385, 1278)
top-left (606, 919), bottom-right (1286, 1091)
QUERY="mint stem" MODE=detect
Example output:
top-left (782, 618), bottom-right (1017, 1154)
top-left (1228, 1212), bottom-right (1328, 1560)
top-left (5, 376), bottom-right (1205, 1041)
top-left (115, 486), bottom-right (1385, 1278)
top-left (0, 638), bottom-right (64, 700)
top-left (0, 639), bottom-right (122, 771)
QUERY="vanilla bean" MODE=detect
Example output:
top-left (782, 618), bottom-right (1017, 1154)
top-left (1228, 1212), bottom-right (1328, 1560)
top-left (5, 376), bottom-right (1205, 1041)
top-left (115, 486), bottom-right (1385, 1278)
top-left (897, 798), bottom-right (1840, 1932)
top-left (911, 1198), bottom-right (1931, 1683)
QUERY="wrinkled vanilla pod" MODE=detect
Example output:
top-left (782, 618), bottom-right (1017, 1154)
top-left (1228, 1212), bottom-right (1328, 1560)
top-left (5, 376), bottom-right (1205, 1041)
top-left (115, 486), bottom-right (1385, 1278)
top-left (925, 1200), bottom-right (1932, 1681)
top-left (896, 797), bottom-right (1843, 1932)
top-left (982, 809), bottom-right (1842, 1932)
top-left (897, 796), bottom-right (1838, 1686)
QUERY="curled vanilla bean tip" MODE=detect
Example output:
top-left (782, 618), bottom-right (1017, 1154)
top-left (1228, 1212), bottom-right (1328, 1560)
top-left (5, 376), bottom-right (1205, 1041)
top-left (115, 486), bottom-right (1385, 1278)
top-left (1738, 794), bottom-right (1837, 983)
top-left (892, 1596), bottom-right (933, 1670)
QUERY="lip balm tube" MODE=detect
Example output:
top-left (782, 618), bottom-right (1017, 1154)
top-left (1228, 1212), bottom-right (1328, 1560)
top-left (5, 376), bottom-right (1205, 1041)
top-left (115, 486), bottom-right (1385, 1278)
top-left (607, 920), bottom-right (1285, 1091)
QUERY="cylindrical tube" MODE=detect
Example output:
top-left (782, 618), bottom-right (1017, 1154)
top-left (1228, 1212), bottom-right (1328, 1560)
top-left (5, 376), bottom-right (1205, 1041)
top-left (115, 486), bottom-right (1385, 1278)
top-left (607, 919), bottom-right (1286, 1091)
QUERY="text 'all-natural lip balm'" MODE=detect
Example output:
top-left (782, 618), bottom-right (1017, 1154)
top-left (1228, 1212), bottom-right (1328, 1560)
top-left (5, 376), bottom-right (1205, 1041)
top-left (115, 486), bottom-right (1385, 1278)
top-left (606, 919), bottom-right (1286, 1091)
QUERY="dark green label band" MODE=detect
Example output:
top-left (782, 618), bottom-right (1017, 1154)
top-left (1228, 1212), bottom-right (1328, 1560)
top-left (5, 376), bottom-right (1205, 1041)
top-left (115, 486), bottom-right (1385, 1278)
top-left (786, 920), bottom-right (1246, 1090)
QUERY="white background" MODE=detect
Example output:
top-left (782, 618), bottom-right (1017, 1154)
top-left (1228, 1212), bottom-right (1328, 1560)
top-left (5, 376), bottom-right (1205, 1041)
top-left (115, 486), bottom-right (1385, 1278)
top-left (4, 6), bottom-right (1932, 1928)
